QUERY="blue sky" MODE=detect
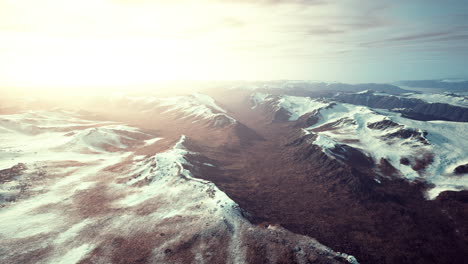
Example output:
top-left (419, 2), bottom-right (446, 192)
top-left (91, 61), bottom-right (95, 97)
top-left (0, 0), bottom-right (467, 89)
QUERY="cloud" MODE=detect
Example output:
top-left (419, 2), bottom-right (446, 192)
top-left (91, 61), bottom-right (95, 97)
top-left (307, 27), bottom-right (345, 35)
top-left (112, 0), bottom-right (329, 6)
top-left (218, 0), bottom-right (329, 5)
top-left (361, 30), bottom-right (468, 47)
top-left (385, 32), bottom-right (452, 42)
top-left (435, 34), bottom-right (468, 41)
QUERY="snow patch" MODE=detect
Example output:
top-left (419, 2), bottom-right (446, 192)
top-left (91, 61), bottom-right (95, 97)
top-left (48, 244), bottom-right (94, 264)
top-left (313, 134), bottom-right (338, 149)
top-left (54, 219), bottom-right (92, 245)
top-left (144, 137), bottom-right (162, 146)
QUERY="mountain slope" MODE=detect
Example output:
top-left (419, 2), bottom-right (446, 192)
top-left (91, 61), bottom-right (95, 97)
top-left (0, 110), bottom-right (357, 264)
top-left (252, 93), bottom-right (468, 198)
top-left (186, 90), bottom-right (467, 264)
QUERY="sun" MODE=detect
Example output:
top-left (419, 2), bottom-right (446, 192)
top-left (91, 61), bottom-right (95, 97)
top-left (0, 0), bottom-right (256, 93)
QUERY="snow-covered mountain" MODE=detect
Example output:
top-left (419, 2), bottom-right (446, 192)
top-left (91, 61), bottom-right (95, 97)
top-left (0, 110), bottom-right (357, 264)
top-left (1, 85), bottom-right (467, 264)
top-left (110, 93), bottom-right (236, 128)
top-left (252, 93), bottom-right (468, 199)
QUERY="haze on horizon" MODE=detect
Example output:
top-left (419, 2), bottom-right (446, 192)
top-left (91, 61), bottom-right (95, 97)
top-left (1, 0), bottom-right (468, 92)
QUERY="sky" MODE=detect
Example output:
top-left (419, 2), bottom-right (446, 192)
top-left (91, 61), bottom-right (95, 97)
top-left (1, 0), bottom-right (468, 91)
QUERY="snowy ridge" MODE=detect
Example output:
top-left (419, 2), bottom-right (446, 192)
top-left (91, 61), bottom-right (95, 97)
top-left (374, 110), bottom-right (468, 198)
top-left (119, 135), bottom-right (243, 217)
top-left (0, 110), bottom-right (160, 205)
top-left (256, 93), bottom-right (467, 199)
top-left (312, 134), bottom-right (338, 150)
top-left (305, 102), bottom-right (467, 198)
top-left (0, 109), bottom-right (115, 135)
top-left (252, 93), bottom-right (330, 120)
top-left (157, 94), bottom-right (235, 123)
top-left (124, 135), bottom-right (202, 187)
top-left (56, 125), bottom-right (150, 153)
top-left (118, 135), bottom-right (359, 263)
top-left (0, 111), bottom-right (158, 170)
top-left (111, 93), bottom-right (237, 127)
top-left (250, 92), bottom-right (271, 109)
top-left (303, 103), bottom-right (430, 175)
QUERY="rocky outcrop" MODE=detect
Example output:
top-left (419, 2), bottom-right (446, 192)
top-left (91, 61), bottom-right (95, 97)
top-left (385, 128), bottom-right (429, 145)
top-left (367, 119), bottom-right (402, 130)
top-left (454, 164), bottom-right (468, 175)
top-left (0, 163), bottom-right (27, 183)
